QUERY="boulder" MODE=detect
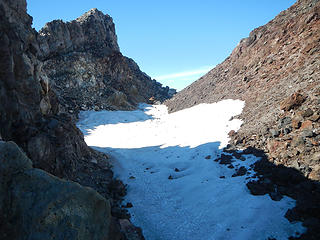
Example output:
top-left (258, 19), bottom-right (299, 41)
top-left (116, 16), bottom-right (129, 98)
top-left (0, 141), bottom-right (111, 240)
top-left (301, 108), bottom-right (314, 118)
top-left (301, 120), bottom-right (313, 130)
top-left (280, 92), bottom-right (306, 111)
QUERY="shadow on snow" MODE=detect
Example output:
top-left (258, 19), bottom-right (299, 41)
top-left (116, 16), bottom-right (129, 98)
top-left (92, 142), bottom-right (320, 240)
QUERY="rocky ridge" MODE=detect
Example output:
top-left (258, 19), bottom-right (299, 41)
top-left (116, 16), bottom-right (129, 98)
top-left (38, 8), bottom-right (175, 116)
top-left (166, 0), bottom-right (320, 181)
top-left (0, 0), bottom-right (148, 239)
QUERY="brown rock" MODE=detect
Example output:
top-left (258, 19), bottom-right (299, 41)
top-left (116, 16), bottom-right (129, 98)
top-left (300, 120), bottom-right (313, 130)
top-left (0, 1), bottom-right (143, 239)
top-left (310, 114), bottom-right (320, 122)
top-left (228, 130), bottom-right (236, 137)
top-left (280, 92), bottom-right (306, 111)
top-left (292, 117), bottom-right (302, 129)
top-left (311, 139), bottom-right (319, 146)
top-left (309, 166), bottom-right (320, 181)
top-left (0, 141), bottom-right (112, 240)
top-left (267, 140), bottom-right (286, 154)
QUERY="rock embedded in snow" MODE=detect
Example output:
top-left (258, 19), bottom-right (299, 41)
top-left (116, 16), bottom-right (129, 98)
top-left (218, 154), bottom-right (233, 165)
top-left (232, 166), bottom-right (247, 177)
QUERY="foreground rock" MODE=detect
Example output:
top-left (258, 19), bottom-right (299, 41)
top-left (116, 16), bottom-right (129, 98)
top-left (38, 8), bottom-right (175, 116)
top-left (0, 141), bottom-right (111, 240)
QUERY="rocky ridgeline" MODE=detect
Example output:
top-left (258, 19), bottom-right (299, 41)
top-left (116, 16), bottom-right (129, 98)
top-left (166, 0), bottom-right (320, 238)
top-left (0, 0), bottom-right (150, 239)
top-left (38, 8), bottom-right (175, 116)
top-left (166, 0), bottom-right (320, 181)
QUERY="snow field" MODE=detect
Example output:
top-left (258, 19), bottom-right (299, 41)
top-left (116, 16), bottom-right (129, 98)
top-left (77, 99), bottom-right (305, 240)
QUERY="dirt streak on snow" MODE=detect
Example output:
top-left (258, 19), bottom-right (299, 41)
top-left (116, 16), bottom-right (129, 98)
top-left (77, 99), bottom-right (305, 240)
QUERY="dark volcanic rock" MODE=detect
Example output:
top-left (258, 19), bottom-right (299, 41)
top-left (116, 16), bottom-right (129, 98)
top-left (38, 8), bottom-right (175, 115)
top-left (232, 166), bottom-right (247, 177)
top-left (217, 154), bottom-right (233, 164)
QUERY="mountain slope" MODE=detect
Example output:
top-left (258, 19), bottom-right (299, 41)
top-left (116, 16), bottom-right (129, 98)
top-left (166, 0), bottom-right (320, 180)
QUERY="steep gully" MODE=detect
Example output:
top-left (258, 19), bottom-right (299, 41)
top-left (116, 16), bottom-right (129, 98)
top-left (0, 0), bottom-right (319, 239)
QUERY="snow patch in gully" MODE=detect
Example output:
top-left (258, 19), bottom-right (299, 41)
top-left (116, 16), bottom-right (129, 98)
top-left (77, 99), bottom-right (305, 240)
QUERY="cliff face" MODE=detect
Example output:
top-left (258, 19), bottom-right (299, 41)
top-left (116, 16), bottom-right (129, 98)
top-left (38, 9), bottom-right (174, 115)
top-left (166, 0), bottom-right (320, 180)
top-left (39, 8), bottom-right (119, 58)
top-left (0, 0), bottom-right (145, 239)
top-left (0, 0), bottom-right (80, 177)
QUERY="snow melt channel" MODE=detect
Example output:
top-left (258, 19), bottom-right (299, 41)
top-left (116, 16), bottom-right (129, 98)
top-left (77, 99), bottom-right (305, 240)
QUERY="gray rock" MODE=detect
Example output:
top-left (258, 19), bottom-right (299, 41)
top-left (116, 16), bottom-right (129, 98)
top-left (292, 136), bottom-right (306, 147)
top-left (270, 129), bottom-right (280, 138)
top-left (38, 8), bottom-right (119, 58)
top-left (312, 152), bottom-right (320, 163)
top-left (283, 127), bottom-right (292, 135)
top-left (301, 129), bottom-right (314, 138)
top-left (279, 116), bottom-right (292, 128)
top-left (301, 108), bottom-right (314, 118)
top-left (0, 141), bottom-right (111, 240)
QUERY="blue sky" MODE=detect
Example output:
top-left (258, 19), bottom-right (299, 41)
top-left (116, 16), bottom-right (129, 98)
top-left (27, 0), bottom-right (296, 90)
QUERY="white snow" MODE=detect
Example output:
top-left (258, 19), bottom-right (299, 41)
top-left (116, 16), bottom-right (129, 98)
top-left (77, 99), bottom-right (305, 240)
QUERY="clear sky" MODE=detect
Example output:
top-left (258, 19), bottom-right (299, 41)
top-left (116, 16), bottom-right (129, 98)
top-left (27, 0), bottom-right (296, 91)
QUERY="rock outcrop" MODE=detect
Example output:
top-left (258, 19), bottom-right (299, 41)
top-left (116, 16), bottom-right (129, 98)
top-left (0, 0), bottom-right (145, 239)
top-left (38, 8), bottom-right (174, 116)
top-left (166, 0), bottom-right (320, 180)
top-left (0, 0), bottom-right (103, 181)
top-left (0, 141), bottom-right (111, 240)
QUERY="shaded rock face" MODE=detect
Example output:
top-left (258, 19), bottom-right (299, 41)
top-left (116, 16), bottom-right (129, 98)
top-left (0, 141), bottom-right (111, 240)
top-left (0, 1), bottom-right (144, 239)
top-left (0, 0), bottom-right (91, 178)
top-left (166, 0), bottom-right (320, 180)
top-left (38, 9), bottom-right (174, 115)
